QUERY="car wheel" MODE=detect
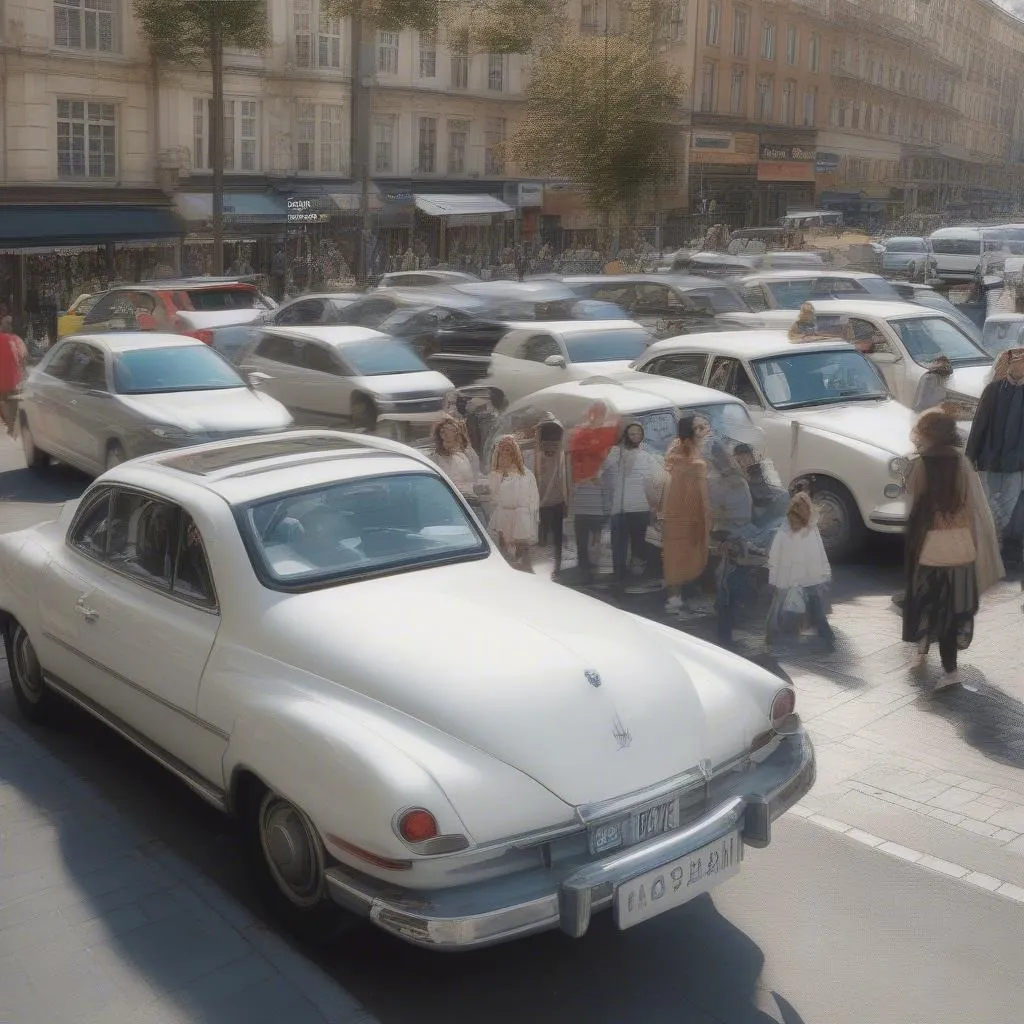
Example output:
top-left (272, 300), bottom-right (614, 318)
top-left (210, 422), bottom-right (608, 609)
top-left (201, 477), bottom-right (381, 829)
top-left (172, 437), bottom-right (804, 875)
top-left (4, 621), bottom-right (54, 724)
top-left (20, 415), bottom-right (50, 472)
top-left (105, 441), bottom-right (126, 471)
top-left (809, 479), bottom-right (865, 562)
top-left (243, 785), bottom-right (349, 944)
top-left (351, 395), bottom-right (377, 432)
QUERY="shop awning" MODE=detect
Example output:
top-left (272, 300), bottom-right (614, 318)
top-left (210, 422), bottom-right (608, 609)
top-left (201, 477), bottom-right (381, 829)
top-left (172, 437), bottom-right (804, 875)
top-left (174, 192), bottom-right (288, 222)
top-left (0, 205), bottom-right (182, 249)
top-left (414, 194), bottom-right (513, 217)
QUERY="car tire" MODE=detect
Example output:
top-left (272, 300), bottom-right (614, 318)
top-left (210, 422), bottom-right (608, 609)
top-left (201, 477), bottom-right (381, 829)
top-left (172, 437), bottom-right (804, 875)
top-left (351, 394), bottom-right (377, 433)
top-left (105, 441), bottom-right (126, 472)
top-left (241, 783), bottom-right (351, 945)
top-left (808, 478), bottom-right (865, 562)
top-left (4, 621), bottom-right (55, 724)
top-left (20, 415), bottom-right (50, 473)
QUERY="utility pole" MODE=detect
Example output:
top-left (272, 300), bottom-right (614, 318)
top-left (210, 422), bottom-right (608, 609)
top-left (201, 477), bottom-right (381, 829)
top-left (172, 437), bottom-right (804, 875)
top-left (350, 12), bottom-right (374, 286)
top-left (211, 13), bottom-right (225, 275)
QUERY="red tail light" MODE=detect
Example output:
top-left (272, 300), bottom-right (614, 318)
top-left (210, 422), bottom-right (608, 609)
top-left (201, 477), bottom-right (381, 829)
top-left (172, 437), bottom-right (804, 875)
top-left (397, 808), bottom-right (439, 844)
top-left (770, 687), bottom-right (796, 727)
top-left (187, 329), bottom-right (214, 345)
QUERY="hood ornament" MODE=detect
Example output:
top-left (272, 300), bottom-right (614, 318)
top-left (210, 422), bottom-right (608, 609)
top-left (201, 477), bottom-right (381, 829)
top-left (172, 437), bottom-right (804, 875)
top-left (612, 715), bottom-right (632, 749)
top-left (585, 669), bottom-right (602, 688)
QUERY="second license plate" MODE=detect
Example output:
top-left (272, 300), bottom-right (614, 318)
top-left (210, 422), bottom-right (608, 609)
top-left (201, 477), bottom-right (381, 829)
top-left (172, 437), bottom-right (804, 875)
top-left (631, 797), bottom-right (680, 844)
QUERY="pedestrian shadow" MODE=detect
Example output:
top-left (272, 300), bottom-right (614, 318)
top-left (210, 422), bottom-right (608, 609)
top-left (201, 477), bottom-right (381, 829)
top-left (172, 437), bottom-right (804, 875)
top-left (912, 665), bottom-right (1024, 770)
top-left (0, 461), bottom-right (89, 504)
top-left (327, 891), bottom-right (806, 1024)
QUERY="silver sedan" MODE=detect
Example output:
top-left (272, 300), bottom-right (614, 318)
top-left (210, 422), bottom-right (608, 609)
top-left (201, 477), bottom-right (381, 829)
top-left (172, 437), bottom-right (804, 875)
top-left (17, 333), bottom-right (293, 476)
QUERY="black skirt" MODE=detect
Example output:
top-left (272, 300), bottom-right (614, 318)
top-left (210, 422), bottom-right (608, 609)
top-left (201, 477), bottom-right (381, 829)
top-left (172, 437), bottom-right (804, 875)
top-left (901, 563), bottom-right (978, 648)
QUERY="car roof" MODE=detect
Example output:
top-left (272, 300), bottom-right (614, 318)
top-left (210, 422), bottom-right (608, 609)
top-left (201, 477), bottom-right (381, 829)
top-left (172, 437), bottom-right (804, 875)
top-left (930, 226), bottom-right (982, 237)
top-left (985, 312), bottom-right (1024, 323)
top-left (117, 430), bottom-right (441, 507)
top-left (560, 274), bottom-right (730, 289)
top-left (61, 332), bottom-right (205, 353)
top-left (517, 371), bottom-right (745, 414)
top-left (644, 329), bottom-right (853, 360)
top-left (803, 299), bottom-right (939, 319)
top-left (503, 319), bottom-right (646, 335)
top-left (120, 278), bottom-right (260, 291)
top-left (257, 325), bottom-right (390, 346)
top-left (737, 269), bottom-right (883, 283)
top-left (280, 292), bottom-right (364, 302)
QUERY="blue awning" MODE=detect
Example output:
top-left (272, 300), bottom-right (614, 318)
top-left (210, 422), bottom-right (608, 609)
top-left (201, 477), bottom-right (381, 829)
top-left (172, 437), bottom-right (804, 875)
top-left (174, 192), bottom-right (288, 222)
top-left (0, 205), bottom-right (182, 249)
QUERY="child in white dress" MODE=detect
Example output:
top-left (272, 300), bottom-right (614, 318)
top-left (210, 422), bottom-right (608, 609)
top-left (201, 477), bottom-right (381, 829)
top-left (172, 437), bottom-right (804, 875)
top-left (488, 435), bottom-right (540, 572)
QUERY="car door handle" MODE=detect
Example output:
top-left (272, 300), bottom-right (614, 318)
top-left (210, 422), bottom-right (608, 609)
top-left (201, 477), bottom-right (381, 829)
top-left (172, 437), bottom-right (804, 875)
top-left (74, 598), bottom-right (98, 623)
top-left (69, 399), bottom-right (78, 406)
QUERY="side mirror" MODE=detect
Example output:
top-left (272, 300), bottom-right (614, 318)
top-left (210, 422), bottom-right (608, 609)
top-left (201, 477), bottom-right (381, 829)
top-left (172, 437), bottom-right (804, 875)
top-left (248, 371), bottom-right (271, 390)
top-left (870, 351), bottom-right (901, 365)
top-left (544, 354), bottom-right (567, 368)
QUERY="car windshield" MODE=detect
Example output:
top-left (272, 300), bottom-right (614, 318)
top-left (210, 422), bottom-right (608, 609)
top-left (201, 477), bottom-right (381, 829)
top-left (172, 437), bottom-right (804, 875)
top-left (688, 287), bottom-right (749, 313)
top-left (888, 315), bottom-right (991, 367)
top-left (750, 350), bottom-right (889, 409)
top-left (859, 278), bottom-right (902, 298)
top-left (112, 346), bottom-right (244, 394)
top-left (764, 281), bottom-right (819, 309)
top-left (242, 472), bottom-right (488, 588)
top-left (186, 287), bottom-right (271, 311)
top-left (910, 292), bottom-right (982, 341)
top-left (982, 319), bottom-right (1024, 356)
top-left (341, 339), bottom-right (428, 375)
top-left (564, 328), bottom-right (651, 362)
top-left (885, 239), bottom-right (927, 253)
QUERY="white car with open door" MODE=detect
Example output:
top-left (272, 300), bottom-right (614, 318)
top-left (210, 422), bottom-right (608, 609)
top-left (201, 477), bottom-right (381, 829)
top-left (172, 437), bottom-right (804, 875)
top-left (0, 430), bottom-right (813, 949)
top-left (634, 330), bottom-right (917, 559)
top-left (484, 320), bottom-right (654, 405)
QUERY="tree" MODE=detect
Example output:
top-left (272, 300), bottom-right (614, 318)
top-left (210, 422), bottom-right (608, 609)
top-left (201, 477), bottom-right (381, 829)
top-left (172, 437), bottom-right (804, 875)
top-left (506, 26), bottom-right (686, 237)
top-left (133, 0), bottom-right (269, 274)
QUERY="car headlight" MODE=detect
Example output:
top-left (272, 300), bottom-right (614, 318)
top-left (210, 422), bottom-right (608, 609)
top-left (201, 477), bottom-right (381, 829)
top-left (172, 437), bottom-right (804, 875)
top-left (888, 456), bottom-right (910, 479)
top-left (147, 424), bottom-right (193, 441)
top-left (945, 392), bottom-right (978, 421)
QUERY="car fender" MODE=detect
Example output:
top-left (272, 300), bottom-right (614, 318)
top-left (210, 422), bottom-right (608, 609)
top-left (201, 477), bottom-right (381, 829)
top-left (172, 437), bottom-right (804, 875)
top-left (0, 530), bottom-right (62, 638)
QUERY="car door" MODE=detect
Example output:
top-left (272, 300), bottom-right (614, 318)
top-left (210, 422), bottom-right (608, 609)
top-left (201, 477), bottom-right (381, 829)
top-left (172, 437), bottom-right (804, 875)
top-left (274, 298), bottom-right (326, 326)
top-left (22, 341), bottom-right (79, 456)
top-left (241, 332), bottom-right (309, 418)
top-left (519, 333), bottom-right (568, 396)
top-left (80, 290), bottom-right (139, 333)
top-left (344, 297), bottom-right (398, 328)
top-left (847, 317), bottom-right (906, 401)
top-left (298, 340), bottom-right (351, 422)
top-left (38, 487), bottom-right (224, 780)
top-left (60, 342), bottom-right (114, 472)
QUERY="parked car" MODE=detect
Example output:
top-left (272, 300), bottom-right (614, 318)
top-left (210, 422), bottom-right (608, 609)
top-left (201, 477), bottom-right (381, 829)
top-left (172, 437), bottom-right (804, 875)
top-left (734, 271), bottom-right (902, 312)
top-left (263, 292), bottom-right (366, 327)
top-left (485, 320), bottom-right (654, 405)
top-left (722, 299), bottom-right (992, 415)
top-left (880, 237), bottom-right (934, 280)
top-left (928, 227), bottom-right (987, 282)
top-left (377, 270), bottom-right (480, 288)
top-left (57, 292), bottom-right (105, 338)
top-left (886, 282), bottom-right (983, 345)
top-left (981, 313), bottom-right (1024, 357)
top-left (671, 252), bottom-right (760, 277)
top-left (0, 429), bottom-right (813, 947)
top-left (634, 330), bottom-right (918, 558)
top-left (559, 274), bottom-right (750, 338)
top-left (78, 278), bottom-right (276, 334)
top-left (239, 325), bottom-right (454, 433)
top-left (172, 308), bottom-right (270, 364)
top-left (17, 333), bottom-right (292, 476)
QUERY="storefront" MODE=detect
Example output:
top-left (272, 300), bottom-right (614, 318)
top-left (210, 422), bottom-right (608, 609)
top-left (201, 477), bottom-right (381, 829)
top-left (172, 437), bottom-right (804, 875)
top-left (687, 131), bottom-right (760, 228)
top-left (756, 143), bottom-right (816, 224)
top-left (413, 193), bottom-right (515, 263)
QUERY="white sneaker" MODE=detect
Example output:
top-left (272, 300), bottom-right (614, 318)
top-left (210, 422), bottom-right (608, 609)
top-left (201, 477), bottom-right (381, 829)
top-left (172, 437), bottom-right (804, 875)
top-left (664, 595), bottom-right (683, 613)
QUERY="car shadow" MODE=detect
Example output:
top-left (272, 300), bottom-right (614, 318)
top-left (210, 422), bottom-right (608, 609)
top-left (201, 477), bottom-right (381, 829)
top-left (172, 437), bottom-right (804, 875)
top-left (0, 461), bottom-right (90, 504)
top-left (321, 891), bottom-right (807, 1024)
top-left (910, 664), bottom-right (1024, 770)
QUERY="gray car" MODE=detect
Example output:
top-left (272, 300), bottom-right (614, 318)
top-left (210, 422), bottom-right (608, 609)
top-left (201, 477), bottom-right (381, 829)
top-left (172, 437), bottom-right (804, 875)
top-left (18, 333), bottom-right (293, 476)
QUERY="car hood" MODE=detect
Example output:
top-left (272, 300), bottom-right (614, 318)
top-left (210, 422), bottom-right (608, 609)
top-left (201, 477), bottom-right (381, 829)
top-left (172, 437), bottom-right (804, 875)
top-left (175, 308), bottom-right (266, 329)
top-left (121, 387), bottom-right (293, 431)
top-left (262, 562), bottom-right (774, 806)
top-left (569, 359), bottom-right (636, 377)
top-left (788, 399), bottom-right (915, 455)
top-left (354, 369), bottom-right (453, 396)
top-left (947, 364), bottom-right (990, 400)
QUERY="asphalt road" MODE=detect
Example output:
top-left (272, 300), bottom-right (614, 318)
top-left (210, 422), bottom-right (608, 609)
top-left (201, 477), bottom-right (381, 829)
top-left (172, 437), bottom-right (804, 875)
top-left (2, 451), bottom-right (1022, 1023)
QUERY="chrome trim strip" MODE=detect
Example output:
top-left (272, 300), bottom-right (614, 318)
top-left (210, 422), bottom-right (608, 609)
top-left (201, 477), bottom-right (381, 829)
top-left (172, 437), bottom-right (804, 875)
top-left (43, 672), bottom-right (227, 811)
top-left (42, 631), bottom-right (229, 741)
top-left (575, 764), bottom-right (709, 825)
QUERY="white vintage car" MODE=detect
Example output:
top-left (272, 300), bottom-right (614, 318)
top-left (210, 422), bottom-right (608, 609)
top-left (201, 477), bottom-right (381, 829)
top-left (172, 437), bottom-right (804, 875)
top-left (0, 431), bottom-right (813, 949)
top-left (634, 330), bottom-right (916, 558)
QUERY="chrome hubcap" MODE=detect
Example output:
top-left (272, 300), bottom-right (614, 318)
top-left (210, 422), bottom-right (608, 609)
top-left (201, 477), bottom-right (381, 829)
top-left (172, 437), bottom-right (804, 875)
top-left (13, 628), bottom-right (44, 703)
top-left (814, 494), bottom-right (848, 547)
top-left (259, 796), bottom-right (324, 907)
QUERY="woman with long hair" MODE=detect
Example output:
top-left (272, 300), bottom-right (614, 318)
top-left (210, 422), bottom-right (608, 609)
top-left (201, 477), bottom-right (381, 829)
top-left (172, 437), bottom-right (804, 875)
top-left (904, 407), bottom-right (1003, 689)
top-left (487, 435), bottom-right (540, 571)
top-left (659, 415), bottom-right (711, 615)
top-left (429, 415), bottom-right (476, 496)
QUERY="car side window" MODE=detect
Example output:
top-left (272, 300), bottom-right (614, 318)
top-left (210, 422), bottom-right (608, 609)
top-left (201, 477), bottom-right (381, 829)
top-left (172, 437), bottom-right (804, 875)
top-left (848, 318), bottom-right (893, 354)
top-left (592, 284), bottom-right (635, 306)
top-left (43, 342), bottom-right (79, 380)
top-left (647, 352), bottom-right (709, 384)
top-left (353, 299), bottom-right (395, 326)
top-left (278, 299), bottom-right (324, 325)
top-left (741, 285), bottom-right (769, 312)
top-left (66, 345), bottom-right (108, 390)
top-left (82, 292), bottom-right (126, 325)
top-left (174, 514), bottom-right (216, 607)
top-left (707, 356), bottom-right (762, 407)
top-left (522, 334), bottom-right (561, 362)
top-left (105, 491), bottom-right (179, 588)
top-left (69, 487), bottom-right (115, 558)
top-left (254, 334), bottom-right (302, 366)
top-left (302, 343), bottom-right (342, 375)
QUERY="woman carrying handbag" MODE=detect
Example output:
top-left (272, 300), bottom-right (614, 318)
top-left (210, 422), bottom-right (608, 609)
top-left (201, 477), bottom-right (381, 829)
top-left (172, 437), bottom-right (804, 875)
top-left (903, 407), bottom-right (1004, 689)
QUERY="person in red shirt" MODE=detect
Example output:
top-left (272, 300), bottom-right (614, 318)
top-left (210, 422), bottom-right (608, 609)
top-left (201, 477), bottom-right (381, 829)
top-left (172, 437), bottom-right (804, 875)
top-left (0, 316), bottom-right (28, 437)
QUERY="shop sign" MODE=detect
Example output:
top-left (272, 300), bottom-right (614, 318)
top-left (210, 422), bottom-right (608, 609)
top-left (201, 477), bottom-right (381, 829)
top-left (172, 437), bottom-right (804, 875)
top-left (757, 161), bottom-right (816, 182)
top-left (690, 131), bottom-right (758, 166)
top-left (759, 144), bottom-right (816, 162)
top-left (691, 132), bottom-right (735, 153)
top-left (287, 197), bottom-right (330, 223)
top-left (816, 152), bottom-right (841, 173)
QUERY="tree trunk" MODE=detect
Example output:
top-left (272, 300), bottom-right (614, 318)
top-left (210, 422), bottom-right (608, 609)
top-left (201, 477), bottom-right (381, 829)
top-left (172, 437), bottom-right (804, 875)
top-left (211, 15), bottom-right (225, 276)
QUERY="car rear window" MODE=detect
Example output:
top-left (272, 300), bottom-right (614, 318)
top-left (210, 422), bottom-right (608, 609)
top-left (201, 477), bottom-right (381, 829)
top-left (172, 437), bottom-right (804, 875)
top-left (186, 287), bottom-right (269, 312)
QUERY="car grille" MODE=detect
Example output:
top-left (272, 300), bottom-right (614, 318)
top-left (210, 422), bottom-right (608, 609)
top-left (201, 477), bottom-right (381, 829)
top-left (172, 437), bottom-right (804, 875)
top-left (386, 394), bottom-right (444, 413)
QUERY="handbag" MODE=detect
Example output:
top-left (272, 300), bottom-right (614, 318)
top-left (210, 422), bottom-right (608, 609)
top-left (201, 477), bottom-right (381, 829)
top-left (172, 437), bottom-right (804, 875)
top-left (645, 519), bottom-right (663, 549)
top-left (781, 586), bottom-right (806, 616)
top-left (918, 526), bottom-right (976, 567)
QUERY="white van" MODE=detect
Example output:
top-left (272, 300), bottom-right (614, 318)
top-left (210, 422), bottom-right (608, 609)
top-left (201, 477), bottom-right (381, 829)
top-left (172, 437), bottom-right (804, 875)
top-left (928, 226), bottom-right (995, 281)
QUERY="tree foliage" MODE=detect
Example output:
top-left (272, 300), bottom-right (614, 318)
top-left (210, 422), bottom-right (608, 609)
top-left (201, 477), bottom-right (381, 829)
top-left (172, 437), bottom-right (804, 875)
top-left (132, 0), bottom-right (269, 63)
top-left (506, 31), bottom-right (686, 215)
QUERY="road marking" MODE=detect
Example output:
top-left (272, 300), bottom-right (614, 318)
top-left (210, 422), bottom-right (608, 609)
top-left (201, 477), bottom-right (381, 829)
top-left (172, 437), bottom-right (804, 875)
top-left (786, 807), bottom-right (1024, 907)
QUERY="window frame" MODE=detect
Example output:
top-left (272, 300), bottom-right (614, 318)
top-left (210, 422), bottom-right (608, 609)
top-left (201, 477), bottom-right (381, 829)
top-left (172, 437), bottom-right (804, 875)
top-left (706, 0), bottom-right (721, 45)
top-left (731, 5), bottom-right (748, 56)
top-left (374, 115), bottom-right (396, 173)
top-left (785, 25), bottom-right (798, 65)
top-left (447, 118), bottom-right (470, 173)
top-left (418, 31), bottom-right (437, 78)
top-left (707, 356), bottom-right (763, 408)
top-left (57, 98), bottom-right (117, 180)
top-left (760, 19), bottom-right (775, 60)
top-left (54, 0), bottom-right (119, 53)
top-left (644, 351), bottom-right (709, 384)
top-left (377, 30), bottom-right (399, 75)
top-left (487, 53), bottom-right (506, 91)
top-left (417, 115), bottom-right (438, 173)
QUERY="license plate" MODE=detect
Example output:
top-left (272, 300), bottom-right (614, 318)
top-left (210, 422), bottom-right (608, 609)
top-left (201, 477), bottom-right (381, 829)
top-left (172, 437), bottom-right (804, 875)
top-left (632, 798), bottom-right (679, 844)
top-left (614, 830), bottom-right (743, 930)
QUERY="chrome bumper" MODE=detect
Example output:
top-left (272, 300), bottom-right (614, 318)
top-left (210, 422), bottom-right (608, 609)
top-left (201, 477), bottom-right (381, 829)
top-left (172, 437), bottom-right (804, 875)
top-left (324, 729), bottom-right (815, 950)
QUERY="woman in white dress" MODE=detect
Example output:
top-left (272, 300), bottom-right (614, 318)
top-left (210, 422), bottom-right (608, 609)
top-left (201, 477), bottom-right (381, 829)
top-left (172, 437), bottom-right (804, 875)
top-left (488, 435), bottom-right (540, 572)
top-left (429, 416), bottom-right (477, 497)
